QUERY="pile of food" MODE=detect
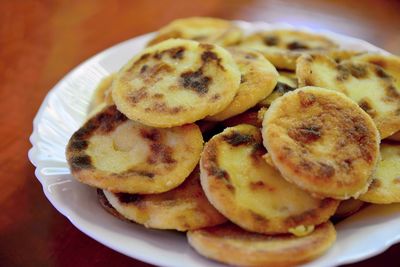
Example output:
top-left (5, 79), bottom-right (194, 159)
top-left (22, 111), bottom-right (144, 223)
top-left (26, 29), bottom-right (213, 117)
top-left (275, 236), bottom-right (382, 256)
top-left (66, 17), bottom-right (400, 266)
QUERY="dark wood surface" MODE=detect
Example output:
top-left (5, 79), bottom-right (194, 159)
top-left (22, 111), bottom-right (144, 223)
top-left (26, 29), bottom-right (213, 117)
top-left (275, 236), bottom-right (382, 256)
top-left (1, 0), bottom-right (399, 266)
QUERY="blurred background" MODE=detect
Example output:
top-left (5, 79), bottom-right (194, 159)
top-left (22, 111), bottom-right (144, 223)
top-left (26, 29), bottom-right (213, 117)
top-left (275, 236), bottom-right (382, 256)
top-left (1, 1), bottom-right (399, 266)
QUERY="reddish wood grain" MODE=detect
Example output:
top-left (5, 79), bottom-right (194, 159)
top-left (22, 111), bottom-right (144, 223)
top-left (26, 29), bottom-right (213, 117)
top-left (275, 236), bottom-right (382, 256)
top-left (0, 0), bottom-right (399, 266)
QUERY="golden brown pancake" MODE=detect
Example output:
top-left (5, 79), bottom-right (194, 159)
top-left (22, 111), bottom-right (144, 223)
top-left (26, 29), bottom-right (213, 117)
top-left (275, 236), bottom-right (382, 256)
top-left (297, 53), bottom-right (400, 138)
top-left (102, 167), bottom-right (226, 231)
top-left (262, 87), bottom-right (380, 199)
top-left (187, 222), bottom-right (336, 267)
top-left (200, 124), bottom-right (339, 234)
top-left (89, 73), bottom-right (115, 113)
top-left (66, 105), bottom-right (203, 194)
top-left (112, 39), bottom-right (241, 127)
top-left (207, 47), bottom-right (278, 121)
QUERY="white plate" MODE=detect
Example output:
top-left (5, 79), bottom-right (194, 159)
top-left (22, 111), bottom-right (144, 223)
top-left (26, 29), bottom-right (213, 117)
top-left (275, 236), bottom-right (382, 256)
top-left (29, 21), bottom-right (400, 267)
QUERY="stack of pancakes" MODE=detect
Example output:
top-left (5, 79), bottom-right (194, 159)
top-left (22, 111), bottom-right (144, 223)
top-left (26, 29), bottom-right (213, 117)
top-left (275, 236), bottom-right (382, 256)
top-left (66, 17), bottom-right (400, 266)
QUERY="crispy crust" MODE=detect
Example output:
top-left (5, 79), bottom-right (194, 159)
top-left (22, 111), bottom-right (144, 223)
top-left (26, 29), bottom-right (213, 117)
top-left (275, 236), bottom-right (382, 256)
top-left (359, 142), bottom-right (400, 204)
top-left (262, 87), bottom-right (380, 199)
top-left (297, 53), bottom-right (400, 138)
top-left (97, 189), bottom-right (130, 221)
top-left (147, 17), bottom-right (243, 47)
top-left (207, 47), bottom-right (278, 121)
top-left (239, 30), bottom-right (338, 70)
top-left (200, 124), bottom-right (339, 234)
top-left (112, 39), bottom-right (241, 127)
top-left (66, 105), bottom-right (203, 194)
top-left (103, 167), bottom-right (226, 231)
top-left (187, 222), bottom-right (336, 267)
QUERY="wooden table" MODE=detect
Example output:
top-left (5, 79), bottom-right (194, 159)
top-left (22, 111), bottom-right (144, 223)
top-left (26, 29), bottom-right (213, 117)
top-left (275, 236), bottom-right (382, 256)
top-left (1, 0), bottom-right (399, 266)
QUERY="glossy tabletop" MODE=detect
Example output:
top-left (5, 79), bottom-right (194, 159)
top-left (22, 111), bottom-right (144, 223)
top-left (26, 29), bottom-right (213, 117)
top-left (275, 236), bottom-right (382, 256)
top-left (1, 0), bottom-right (399, 266)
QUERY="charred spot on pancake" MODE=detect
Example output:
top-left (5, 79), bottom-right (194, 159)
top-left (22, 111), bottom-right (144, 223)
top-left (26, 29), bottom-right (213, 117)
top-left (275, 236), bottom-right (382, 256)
top-left (203, 142), bottom-right (230, 180)
top-left (117, 169), bottom-right (155, 178)
top-left (70, 155), bottom-right (92, 171)
top-left (223, 131), bottom-right (255, 146)
top-left (285, 210), bottom-right (317, 227)
top-left (287, 41), bottom-right (308, 50)
top-left (92, 106), bottom-right (128, 134)
top-left (180, 69), bottom-right (211, 95)
top-left (240, 75), bottom-right (246, 84)
top-left (288, 124), bottom-right (322, 144)
top-left (374, 66), bottom-right (390, 79)
top-left (275, 82), bottom-right (296, 94)
top-left (168, 46), bottom-right (185, 59)
top-left (140, 128), bottom-right (161, 142)
top-left (148, 143), bottom-right (176, 164)
top-left (116, 192), bottom-right (143, 204)
top-left (140, 64), bottom-right (148, 73)
top-left (249, 181), bottom-right (275, 192)
top-left (369, 179), bottom-right (381, 190)
top-left (318, 162), bottom-right (335, 179)
top-left (298, 91), bottom-right (316, 107)
top-left (358, 99), bottom-right (376, 117)
top-left (152, 93), bottom-right (164, 99)
top-left (385, 85), bottom-right (400, 100)
top-left (263, 35), bottom-right (278, 46)
top-left (201, 50), bottom-right (225, 71)
top-left (347, 119), bottom-right (375, 163)
top-left (211, 94), bottom-right (221, 102)
top-left (127, 87), bottom-right (148, 104)
top-left (336, 64), bottom-right (350, 81)
top-left (69, 140), bottom-right (88, 151)
top-left (349, 64), bottom-right (368, 79)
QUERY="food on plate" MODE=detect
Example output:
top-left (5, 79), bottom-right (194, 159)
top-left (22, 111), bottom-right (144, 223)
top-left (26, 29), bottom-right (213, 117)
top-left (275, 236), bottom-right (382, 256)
top-left (200, 124), bottom-right (339, 234)
top-left (187, 222), bottom-right (336, 267)
top-left (206, 47), bottom-right (278, 121)
top-left (66, 105), bottom-right (203, 194)
top-left (147, 17), bottom-right (243, 47)
top-left (297, 53), bottom-right (400, 138)
top-left (62, 18), bottom-right (400, 266)
top-left (258, 70), bottom-right (298, 107)
top-left (102, 167), bottom-right (227, 231)
top-left (359, 142), bottom-right (400, 204)
top-left (112, 39), bottom-right (241, 127)
top-left (239, 29), bottom-right (338, 70)
top-left (262, 87), bottom-right (380, 199)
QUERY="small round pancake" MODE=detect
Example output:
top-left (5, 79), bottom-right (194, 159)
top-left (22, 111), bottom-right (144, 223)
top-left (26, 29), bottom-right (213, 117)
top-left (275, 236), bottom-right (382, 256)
top-left (200, 124), bottom-right (339, 234)
top-left (297, 54), bottom-right (400, 138)
top-left (97, 189), bottom-right (129, 221)
top-left (102, 167), bottom-right (227, 231)
top-left (333, 198), bottom-right (365, 220)
top-left (262, 87), bottom-right (380, 199)
top-left (147, 17), bottom-right (243, 47)
top-left (239, 30), bottom-right (338, 70)
top-left (258, 70), bottom-right (298, 108)
top-left (206, 48), bottom-right (278, 121)
top-left (359, 142), bottom-right (400, 204)
top-left (113, 39), bottom-right (241, 127)
top-left (187, 222), bottom-right (336, 267)
top-left (66, 105), bottom-right (203, 194)
top-left (89, 73), bottom-right (115, 112)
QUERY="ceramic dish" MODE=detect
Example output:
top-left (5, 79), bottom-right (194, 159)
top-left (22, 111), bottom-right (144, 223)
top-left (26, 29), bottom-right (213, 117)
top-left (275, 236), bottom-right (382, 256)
top-left (28, 20), bottom-right (400, 267)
